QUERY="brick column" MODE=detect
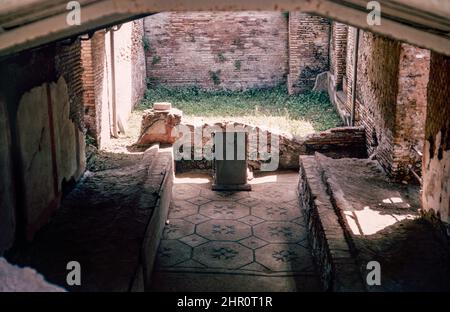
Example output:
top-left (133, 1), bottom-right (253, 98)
top-left (330, 22), bottom-right (348, 90)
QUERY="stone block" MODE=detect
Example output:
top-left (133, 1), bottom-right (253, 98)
top-left (137, 107), bottom-right (182, 145)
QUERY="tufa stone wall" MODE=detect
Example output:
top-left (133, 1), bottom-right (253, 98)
top-left (422, 52), bottom-right (450, 224)
top-left (144, 12), bottom-right (289, 90)
top-left (288, 12), bottom-right (330, 94)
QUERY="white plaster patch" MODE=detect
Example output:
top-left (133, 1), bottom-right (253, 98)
top-left (422, 131), bottom-right (450, 223)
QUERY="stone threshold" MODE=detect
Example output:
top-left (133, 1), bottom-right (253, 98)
top-left (154, 266), bottom-right (319, 277)
top-left (298, 153), bottom-right (366, 291)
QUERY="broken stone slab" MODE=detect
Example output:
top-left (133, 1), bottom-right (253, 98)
top-left (0, 257), bottom-right (65, 292)
top-left (137, 105), bottom-right (182, 146)
top-left (153, 102), bottom-right (172, 111)
top-left (313, 71), bottom-right (328, 91)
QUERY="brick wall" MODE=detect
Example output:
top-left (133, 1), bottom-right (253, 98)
top-left (329, 22), bottom-right (348, 90)
top-left (355, 31), bottom-right (401, 177)
top-left (327, 29), bottom-right (430, 180)
top-left (344, 26), bottom-right (356, 116)
top-left (288, 12), bottom-right (330, 94)
top-left (82, 31), bottom-right (109, 146)
top-left (144, 12), bottom-right (288, 90)
top-left (55, 40), bottom-right (85, 130)
top-left (81, 39), bottom-right (96, 139)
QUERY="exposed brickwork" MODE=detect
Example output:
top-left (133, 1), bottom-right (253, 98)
top-left (288, 13), bottom-right (330, 94)
top-left (81, 31), bottom-right (108, 146)
top-left (55, 39), bottom-right (85, 130)
top-left (355, 31), bottom-right (401, 177)
top-left (144, 12), bottom-right (288, 90)
top-left (329, 22), bottom-right (348, 90)
top-left (81, 39), bottom-right (96, 139)
top-left (344, 27), bottom-right (355, 115)
top-left (328, 29), bottom-right (431, 180)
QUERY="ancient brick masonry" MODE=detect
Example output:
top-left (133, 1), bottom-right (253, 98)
top-left (355, 33), bottom-right (430, 179)
top-left (288, 13), bottom-right (330, 94)
top-left (144, 12), bottom-right (289, 90)
top-left (355, 31), bottom-right (402, 175)
top-left (55, 40), bottom-right (85, 131)
top-left (82, 32), bottom-right (107, 146)
top-left (328, 29), bottom-right (430, 180)
top-left (329, 22), bottom-right (348, 91)
top-left (81, 39), bottom-right (95, 131)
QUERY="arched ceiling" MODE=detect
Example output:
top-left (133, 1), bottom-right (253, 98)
top-left (0, 0), bottom-right (449, 58)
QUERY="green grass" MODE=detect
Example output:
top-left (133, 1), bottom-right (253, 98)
top-left (138, 85), bottom-right (343, 137)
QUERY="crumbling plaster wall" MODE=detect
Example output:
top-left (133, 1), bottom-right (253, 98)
top-left (0, 40), bottom-right (86, 250)
top-left (394, 44), bottom-right (430, 176)
top-left (422, 52), bottom-right (450, 224)
top-left (82, 19), bottom-right (146, 146)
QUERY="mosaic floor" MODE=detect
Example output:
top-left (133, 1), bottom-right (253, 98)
top-left (151, 171), bottom-right (321, 291)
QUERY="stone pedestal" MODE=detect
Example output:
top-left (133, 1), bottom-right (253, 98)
top-left (137, 103), bottom-right (182, 146)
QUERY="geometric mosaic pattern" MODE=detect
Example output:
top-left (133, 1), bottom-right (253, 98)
top-left (154, 171), bottom-right (318, 277)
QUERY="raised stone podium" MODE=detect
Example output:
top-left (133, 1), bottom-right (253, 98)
top-left (212, 131), bottom-right (251, 191)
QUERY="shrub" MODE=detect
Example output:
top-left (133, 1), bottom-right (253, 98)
top-left (209, 70), bottom-right (221, 85)
top-left (152, 55), bottom-right (161, 65)
top-left (142, 36), bottom-right (150, 52)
